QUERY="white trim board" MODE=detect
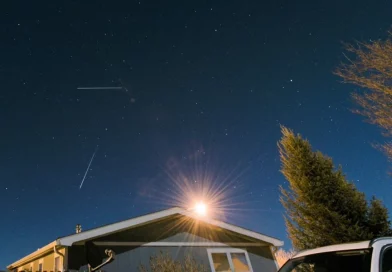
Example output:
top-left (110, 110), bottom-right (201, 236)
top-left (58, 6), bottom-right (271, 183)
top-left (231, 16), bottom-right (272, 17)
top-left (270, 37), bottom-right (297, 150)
top-left (92, 241), bottom-right (268, 247)
top-left (58, 207), bottom-right (283, 247)
top-left (58, 207), bottom-right (181, 246)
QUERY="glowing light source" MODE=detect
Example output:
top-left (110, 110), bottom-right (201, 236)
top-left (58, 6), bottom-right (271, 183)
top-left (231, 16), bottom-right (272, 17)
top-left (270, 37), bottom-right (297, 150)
top-left (147, 152), bottom-right (246, 222)
top-left (194, 202), bottom-right (207, 216)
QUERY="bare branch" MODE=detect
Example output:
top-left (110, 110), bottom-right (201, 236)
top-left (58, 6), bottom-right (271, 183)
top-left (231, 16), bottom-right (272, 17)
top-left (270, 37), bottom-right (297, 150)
top-left (335, 31), bottom-right (392, 164)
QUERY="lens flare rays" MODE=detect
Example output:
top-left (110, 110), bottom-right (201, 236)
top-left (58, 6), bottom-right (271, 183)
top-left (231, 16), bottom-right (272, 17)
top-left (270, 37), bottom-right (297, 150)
top-left (142, 149), bottom-right (255, 222)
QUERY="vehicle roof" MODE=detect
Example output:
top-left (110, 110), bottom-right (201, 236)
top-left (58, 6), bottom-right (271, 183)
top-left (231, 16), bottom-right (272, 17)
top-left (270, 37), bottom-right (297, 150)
top-left (294, 240), bottom-right (371, 258)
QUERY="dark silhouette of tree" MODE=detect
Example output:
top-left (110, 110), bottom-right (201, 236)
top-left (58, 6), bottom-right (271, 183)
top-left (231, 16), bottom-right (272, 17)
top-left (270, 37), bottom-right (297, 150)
top-left (279, 126), bottom-right (391, 250)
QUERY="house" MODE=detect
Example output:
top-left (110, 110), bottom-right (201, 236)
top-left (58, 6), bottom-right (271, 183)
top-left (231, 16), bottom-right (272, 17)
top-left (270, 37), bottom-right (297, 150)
top-left (7, 207), bottom-right (283, 272)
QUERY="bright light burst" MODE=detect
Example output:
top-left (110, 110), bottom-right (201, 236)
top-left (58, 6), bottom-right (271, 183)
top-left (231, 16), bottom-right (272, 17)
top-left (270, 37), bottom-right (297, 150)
top-left (135, 148), bottom-right (276, 243)
top-left (141, 147), bottom-right (255, 222)
top-left (194, 202), bottom-right (207, 216)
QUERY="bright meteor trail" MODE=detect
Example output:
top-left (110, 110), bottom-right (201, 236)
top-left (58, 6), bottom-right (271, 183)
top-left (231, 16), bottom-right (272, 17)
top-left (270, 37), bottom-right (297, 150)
top-left (79, 146), bottom-right (99, 189)
top-left (77, 87), bottom-right (123, 90)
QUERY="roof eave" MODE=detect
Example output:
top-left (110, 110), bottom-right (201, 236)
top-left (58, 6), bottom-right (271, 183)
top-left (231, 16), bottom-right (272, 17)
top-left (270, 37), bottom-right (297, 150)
top-left (58, 207), bottom-right (184, 246)
top-left (7, 240), bottom-right (61, 270)
top-left (58, 207), bottom-right (283, 247)
top-left (179, 210), bottom-right (284, 247)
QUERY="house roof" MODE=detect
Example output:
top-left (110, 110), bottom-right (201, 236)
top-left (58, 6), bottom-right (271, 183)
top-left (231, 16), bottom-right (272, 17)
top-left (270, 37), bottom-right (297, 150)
top-left (8, 206), bottom-right (283, 269)
top-left (57, 206), bottom-right (283, 247)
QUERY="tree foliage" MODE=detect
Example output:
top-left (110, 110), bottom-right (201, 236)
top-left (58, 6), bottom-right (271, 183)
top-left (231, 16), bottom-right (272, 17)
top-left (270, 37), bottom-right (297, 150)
top-left (275, 248), bottom-right (296, 268)
top-left (278, 126), bottom-right (391, 250)
top-left (335, 32), bottom-right (392, 162)
top-left (138, 251), bottom-right (207, 272)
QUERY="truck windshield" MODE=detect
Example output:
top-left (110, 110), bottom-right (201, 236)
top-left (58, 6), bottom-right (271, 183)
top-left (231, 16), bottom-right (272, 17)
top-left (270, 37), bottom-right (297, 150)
top-left (279, 249), bottom-right (372, 272)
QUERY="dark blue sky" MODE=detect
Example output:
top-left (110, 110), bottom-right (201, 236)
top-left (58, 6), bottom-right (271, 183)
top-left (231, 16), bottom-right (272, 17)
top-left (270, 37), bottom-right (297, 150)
top-left (1, 0), bottom-right (392, 269)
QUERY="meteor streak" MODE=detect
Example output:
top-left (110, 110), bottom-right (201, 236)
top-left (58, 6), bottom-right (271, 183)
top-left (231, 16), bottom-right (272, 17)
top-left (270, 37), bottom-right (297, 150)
top-left (79, 146), bottom-right (99, 189)
top-left (77, 87), bottom-right (123, 90)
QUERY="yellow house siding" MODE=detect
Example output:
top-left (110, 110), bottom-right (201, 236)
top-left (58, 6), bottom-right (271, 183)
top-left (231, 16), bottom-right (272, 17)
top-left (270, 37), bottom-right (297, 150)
top-left (44, 252), bottom-right (54, 270)
top-left (13, 247), bottom-right (66, 272)
top-left (32, 260), bottom-right (37, 272)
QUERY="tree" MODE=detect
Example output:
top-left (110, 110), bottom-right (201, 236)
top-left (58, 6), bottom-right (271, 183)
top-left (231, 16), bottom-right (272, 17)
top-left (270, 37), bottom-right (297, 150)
top-left (367, 197), bottom-right (392, 237)
top-left (138, 251), bottom-right (207, 272)
top-left (275, 248), bottom-right (296, 268)
top-left (335, 33), bottom-right (392, 162)
top-left (278, 126), bottom-right (391, 251)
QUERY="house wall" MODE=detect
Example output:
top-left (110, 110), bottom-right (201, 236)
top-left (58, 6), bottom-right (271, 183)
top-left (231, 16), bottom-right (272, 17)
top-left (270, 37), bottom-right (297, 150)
top-left (101, 245), bottom-right (276, 272)
top-left (247, 247), bottom-right (278, 272)
top-left (71, 233), bottom-right (277, 272)
top-left (12, 248), bottom-right (66, 272)
top-left (100, 246), bottom-right (212, 271)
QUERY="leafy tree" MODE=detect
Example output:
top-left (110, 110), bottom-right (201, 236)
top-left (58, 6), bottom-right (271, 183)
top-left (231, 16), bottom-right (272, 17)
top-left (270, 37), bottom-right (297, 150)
top-left (335, 32), bottom-right (392, 162)
top-left (275, 248), bottom-right (296, 268)
top-left (278, 126), bottom-right (391, 250)
top-left (138, 251), bottom-right (207, 272)
top-left (367, 197), bottom-right (392, 237)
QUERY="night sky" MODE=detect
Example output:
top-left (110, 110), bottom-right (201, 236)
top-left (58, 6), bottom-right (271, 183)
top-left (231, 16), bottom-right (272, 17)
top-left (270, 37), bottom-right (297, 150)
top-left (2, 0), bottom-right (392, 269)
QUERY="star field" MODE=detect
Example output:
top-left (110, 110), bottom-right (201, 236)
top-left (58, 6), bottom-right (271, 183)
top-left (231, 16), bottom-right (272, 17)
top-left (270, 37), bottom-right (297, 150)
top-left (1, 0), bottom-right (392, 269)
